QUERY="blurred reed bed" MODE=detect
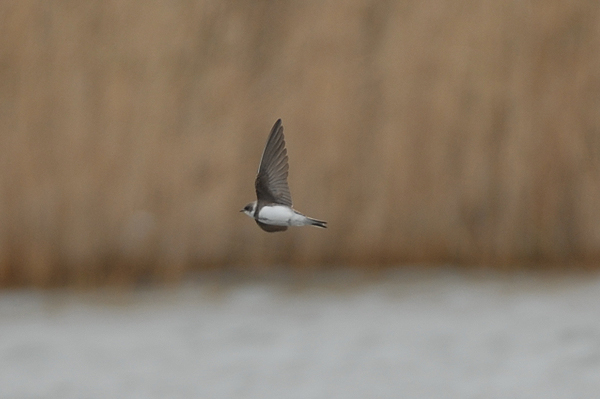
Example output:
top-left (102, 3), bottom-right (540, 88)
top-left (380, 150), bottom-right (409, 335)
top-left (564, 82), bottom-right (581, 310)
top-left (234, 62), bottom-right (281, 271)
top-left (1, 0), bottom-right (599, 287)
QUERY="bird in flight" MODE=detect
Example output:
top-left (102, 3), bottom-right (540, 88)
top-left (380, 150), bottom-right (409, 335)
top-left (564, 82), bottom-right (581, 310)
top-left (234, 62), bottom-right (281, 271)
top-left (241, 119), bottom-right (327, 232)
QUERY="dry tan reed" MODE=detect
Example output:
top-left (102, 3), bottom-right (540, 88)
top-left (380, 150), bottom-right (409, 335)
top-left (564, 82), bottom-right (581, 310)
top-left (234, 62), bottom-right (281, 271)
top-left (1, 1), bottom-right (600, 286)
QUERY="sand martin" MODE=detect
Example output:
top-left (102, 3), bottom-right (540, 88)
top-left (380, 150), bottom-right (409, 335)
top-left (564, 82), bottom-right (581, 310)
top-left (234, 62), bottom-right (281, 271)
top-left (241, 119), bottom-right (327, 232)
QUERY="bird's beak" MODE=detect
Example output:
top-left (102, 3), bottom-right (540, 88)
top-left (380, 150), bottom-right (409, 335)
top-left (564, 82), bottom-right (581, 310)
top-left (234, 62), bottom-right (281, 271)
top-left (239, 209), bottom-right (244, 212)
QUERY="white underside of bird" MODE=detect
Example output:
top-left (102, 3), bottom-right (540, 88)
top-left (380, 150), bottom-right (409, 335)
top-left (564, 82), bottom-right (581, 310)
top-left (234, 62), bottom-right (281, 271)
top-left (257, 205), bottom-right (313, 226)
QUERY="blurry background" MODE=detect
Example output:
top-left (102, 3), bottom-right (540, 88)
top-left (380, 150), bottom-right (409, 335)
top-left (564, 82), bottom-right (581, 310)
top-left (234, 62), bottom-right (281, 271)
top-left (3, 3), bottom-right (600, 398)
top-left (1, 0), bottom-right (600, 287)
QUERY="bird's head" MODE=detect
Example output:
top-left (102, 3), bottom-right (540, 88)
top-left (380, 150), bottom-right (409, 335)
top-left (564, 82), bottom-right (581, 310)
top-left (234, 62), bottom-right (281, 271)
top-left (240, 201), bottom-right (257, 218)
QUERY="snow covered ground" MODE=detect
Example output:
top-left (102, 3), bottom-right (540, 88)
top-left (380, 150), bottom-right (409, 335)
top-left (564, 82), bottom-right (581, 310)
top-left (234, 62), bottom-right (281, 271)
top-left (1, 268), bottom-right (600, 399)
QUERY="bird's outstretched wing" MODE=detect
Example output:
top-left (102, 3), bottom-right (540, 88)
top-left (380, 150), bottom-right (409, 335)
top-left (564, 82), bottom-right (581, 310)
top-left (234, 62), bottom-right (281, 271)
top-left (255, 119), bottom-right (293, 206)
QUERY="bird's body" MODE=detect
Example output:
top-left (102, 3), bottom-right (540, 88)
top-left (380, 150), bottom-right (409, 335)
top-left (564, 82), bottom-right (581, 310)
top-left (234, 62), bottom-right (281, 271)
top-left (241, 119), bottom-right (327, 232)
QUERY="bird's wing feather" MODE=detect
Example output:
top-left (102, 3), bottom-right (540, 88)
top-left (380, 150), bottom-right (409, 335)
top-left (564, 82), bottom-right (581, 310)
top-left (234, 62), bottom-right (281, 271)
top-left (255, 119), bottom-right (293, 206)
top-left (255, 220), bottom-right (288, 232)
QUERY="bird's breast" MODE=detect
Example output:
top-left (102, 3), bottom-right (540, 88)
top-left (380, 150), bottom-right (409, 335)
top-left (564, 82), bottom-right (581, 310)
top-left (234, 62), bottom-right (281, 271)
top-left (257, 205), bottom-right (294, 226)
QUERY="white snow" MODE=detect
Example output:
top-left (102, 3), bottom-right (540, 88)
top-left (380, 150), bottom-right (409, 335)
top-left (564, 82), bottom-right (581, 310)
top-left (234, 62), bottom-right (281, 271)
top-left (1, 269), bottom-right (600, 399)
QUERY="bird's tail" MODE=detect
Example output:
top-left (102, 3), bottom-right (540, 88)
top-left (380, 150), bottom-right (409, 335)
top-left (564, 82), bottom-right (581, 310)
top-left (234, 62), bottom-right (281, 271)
top-left (308, 217), bottom-right (327, 229)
